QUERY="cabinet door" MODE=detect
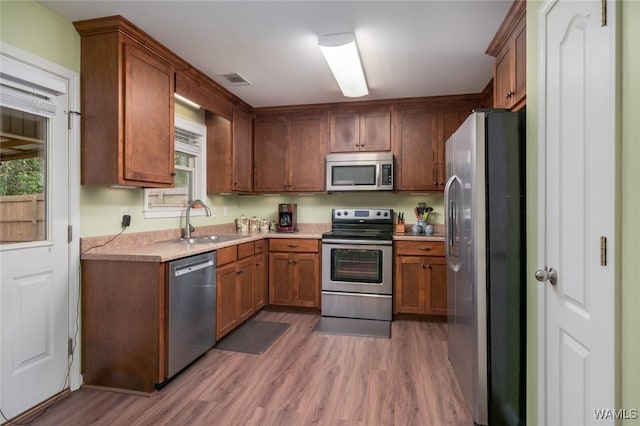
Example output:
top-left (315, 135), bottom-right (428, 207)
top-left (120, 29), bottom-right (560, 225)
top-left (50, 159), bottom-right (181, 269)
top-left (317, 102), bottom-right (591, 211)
top-left (254, 253), bottom-right (267, 309)
top-left (425, 257), bottom-right (447, 316)
top-left (236, 257), bottom-right (255, 322)
top-left (330, 112), bottom-right (359, 152)
top-left (269, 253), bottom-right (293, 305)
top-left (394, 107), bottom-right (439, 191)
top-left (512, 18), bottom-right (527, 110)
top-left (394, 256), bottom-right (426, 314)
top-left (288, 113), bottom-right (327, 192)
top-left (123, 42), bottom-right (174, 185)
top-left (439, 109), bottom-right (470, 189)
top-left (360, 110), bottom-right (391, 151)
top-left (493, 44), bottom-right (513, 109)
top-left (206, 113), bottom-right (233, 193)
top-left (216, 262), bottom-right (238, 339)
top-left (254, 116), bottom-right (288, 192)
top-left (232, 107), bottom-right (253, 192)
top-left (293, 253), bottom-right (320, 307)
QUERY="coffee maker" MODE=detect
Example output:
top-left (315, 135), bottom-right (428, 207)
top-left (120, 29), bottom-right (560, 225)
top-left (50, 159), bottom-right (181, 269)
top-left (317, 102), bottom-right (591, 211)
top-left (277, 204), bottom-right (298, 232)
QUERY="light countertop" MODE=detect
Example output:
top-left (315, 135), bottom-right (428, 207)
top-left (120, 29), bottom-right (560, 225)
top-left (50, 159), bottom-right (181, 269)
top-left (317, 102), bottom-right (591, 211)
top-left (80, 224), bottom-right (328, 263)
top-left (80, 223), bottom-right (445, 263)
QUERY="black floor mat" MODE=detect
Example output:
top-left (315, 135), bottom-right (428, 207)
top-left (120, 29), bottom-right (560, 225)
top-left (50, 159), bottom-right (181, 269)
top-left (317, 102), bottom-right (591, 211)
top-left (215, 319), bottom-right (290, 354)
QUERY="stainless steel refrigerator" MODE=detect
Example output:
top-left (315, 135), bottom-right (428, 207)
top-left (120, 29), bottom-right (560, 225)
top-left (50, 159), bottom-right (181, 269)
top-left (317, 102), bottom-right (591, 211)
top-left (445, 109), bottom-right (526, 426)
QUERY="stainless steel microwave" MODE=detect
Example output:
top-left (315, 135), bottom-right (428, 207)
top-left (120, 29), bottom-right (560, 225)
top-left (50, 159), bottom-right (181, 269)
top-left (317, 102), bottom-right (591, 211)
top-left (326, 152), bottom-right (393, 192)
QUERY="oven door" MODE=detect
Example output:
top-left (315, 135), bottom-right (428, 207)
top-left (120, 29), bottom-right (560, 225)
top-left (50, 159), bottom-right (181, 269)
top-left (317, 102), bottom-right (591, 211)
top-left (322, 240), bottom-right (392, 295)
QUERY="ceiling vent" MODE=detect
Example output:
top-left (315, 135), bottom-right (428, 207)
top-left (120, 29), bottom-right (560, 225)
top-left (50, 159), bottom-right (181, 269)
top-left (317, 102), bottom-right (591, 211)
top-left (222, 73), bottom-right (252, 86)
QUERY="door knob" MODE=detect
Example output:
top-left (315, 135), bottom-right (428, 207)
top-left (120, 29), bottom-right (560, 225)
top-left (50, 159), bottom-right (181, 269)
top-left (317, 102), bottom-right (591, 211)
top-left (535, 267), bottom-right (558, 285)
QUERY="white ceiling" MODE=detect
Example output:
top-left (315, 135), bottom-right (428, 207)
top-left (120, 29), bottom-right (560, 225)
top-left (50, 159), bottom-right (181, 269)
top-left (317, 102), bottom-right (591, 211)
top-left (39, 1), bottom-right (512, 108)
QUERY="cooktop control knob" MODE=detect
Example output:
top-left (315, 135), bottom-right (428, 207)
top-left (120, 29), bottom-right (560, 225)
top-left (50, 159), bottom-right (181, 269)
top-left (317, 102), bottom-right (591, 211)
top-left (376, 211), bottom-right (381, 216)
top-left (383, 212), bottom-right (389, 217)
top-left (336, 211), bottom-right (341, 216)
top-left (343, 211), bottom-right (349, 216)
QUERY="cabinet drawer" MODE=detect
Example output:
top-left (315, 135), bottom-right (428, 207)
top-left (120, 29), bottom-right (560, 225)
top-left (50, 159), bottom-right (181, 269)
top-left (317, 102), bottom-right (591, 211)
top-left (237, 241), bottom-right (255, 259)
top-left (254, 239), bottom-right (265, 254)
top-left (269, 238), bottom-right (319, 253)
top-left (217, 245), bottom-right (237, 266)
top-left (395, 241), bottom-right (445, 257)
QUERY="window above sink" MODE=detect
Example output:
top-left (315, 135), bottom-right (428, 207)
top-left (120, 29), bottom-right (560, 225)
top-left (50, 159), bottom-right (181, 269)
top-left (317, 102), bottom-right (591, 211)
top-left (143, 113), bottom-right (207, 218)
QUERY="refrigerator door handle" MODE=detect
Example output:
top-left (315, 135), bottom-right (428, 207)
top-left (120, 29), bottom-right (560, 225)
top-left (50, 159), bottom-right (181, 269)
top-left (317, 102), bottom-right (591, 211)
top-left (444, 174), bottom-right (461, 271)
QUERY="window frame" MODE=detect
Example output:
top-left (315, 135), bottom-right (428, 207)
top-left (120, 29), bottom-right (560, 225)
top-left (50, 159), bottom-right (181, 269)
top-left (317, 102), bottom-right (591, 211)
top-left (143, 115), bottom-right (206, 219)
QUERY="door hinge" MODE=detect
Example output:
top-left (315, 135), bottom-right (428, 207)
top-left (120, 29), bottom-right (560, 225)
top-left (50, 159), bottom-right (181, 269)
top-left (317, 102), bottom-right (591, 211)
top-left (66, 110), bottom-right (81, 130)
top-left (68, 337), bottom-right (74, 356)
top-left (600, 236), bottom-right (607, 266)
top-left (601, 0), bottom-right (607, 26)
top-left (68, 225), bottom-right (73, 243)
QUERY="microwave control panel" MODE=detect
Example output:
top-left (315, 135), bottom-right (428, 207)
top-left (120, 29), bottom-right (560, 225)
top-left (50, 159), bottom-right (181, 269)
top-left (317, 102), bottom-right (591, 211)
top-left (382, 163), bottom-right (393, 185)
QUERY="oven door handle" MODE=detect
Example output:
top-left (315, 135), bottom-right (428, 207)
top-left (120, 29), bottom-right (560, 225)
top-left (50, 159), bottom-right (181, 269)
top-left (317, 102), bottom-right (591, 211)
top-left (322, 239), bottom-right (393, 246)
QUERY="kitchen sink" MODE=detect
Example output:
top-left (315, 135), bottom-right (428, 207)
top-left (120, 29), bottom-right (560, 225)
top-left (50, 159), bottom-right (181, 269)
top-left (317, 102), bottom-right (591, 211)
top-left (166, 235), bottom-right (245, 244)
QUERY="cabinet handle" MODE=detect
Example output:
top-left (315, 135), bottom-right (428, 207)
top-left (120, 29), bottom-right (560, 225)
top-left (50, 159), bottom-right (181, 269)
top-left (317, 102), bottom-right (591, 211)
top-left (505, 90), bottom-right (514, 99)
top-left (419, 247), bottom-right (433, 251)
top-left (288, 259), bottom-right (294, 264)
top-left (432, 181), bottom-right (437, 185)
top-left (287, 244), bottom-right (299, 248)
top-left (426, 264), bottom-right (432, 269)
top-left (171, 172), bottom-right (176, 177)
top-left (420, 263), bottom-right (425, 269)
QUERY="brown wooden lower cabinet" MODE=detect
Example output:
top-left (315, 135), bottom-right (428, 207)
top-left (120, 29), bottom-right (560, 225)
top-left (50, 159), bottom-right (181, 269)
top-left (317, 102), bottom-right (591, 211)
top-left (394, 241), bottom-right (448, 316)
top-left (254, 252), bottom-right (268, 309)
top-left (216, 241), bottom-right (266, 340)
top-left (81, 260), bottom-right (167, 393)
top-left (268, 239), bottom-right (320, 308)
top-left (80, 238), bottom-right (270, 393)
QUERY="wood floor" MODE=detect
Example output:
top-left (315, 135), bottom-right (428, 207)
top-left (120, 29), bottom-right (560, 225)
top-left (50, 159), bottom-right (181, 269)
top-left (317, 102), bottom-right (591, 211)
top-left (28, 311), bottom-right (472, 426)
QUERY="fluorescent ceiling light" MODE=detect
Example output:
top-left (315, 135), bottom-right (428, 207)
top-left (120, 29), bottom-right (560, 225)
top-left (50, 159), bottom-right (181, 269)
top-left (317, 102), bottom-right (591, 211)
top-left (318, 33), bottom-right (368, 98)
top-left (174, 93), bottom-right (202, 109)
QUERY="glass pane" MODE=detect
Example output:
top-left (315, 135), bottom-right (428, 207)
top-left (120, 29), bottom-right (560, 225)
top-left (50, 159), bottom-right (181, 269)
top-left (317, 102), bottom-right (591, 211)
top-left (0, 107), bottom-right (47, 244)
top-left (332, 165), bottom-right (376, 186)
top-left (175, 151), bottom-right (192, 167)
top-left (172, 168), bottom-right (192, 204)
top-left (330, 248), bottom-right (382, 283)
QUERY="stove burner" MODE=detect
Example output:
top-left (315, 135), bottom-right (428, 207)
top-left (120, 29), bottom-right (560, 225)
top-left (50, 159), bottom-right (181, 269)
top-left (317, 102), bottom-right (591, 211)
top-left (323, 208), bottom-right (394, 242)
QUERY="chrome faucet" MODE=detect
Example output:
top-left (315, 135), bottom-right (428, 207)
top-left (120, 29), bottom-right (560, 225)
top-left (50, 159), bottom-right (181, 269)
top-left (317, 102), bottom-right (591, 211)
top-left (183, 199), bottom-right (212, 238)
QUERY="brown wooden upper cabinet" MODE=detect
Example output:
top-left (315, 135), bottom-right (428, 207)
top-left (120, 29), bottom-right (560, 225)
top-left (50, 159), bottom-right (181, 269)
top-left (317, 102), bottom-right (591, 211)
top-left (206, 106), bottom-right (253, 193)
top-left (393, 103), bottom-right (476, 192)
top-left (74, 16), bottom-right (180, 187)
top-left (393, 106), bottom-right (439, 192)
top-left (253, 111), bottom-right (328, 192)
top-left (329, 108), bottom-right (391, 152)
top-left (487, 0), bottom-right (526, 111)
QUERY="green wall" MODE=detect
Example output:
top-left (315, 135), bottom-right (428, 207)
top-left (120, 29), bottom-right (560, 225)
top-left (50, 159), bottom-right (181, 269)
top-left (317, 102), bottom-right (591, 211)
top-left (621, 0), bottom-right (640, 420)
top-left (0, 0), bottom-right (79, 72)
top-left (525, 3), bottom-right (539, 424)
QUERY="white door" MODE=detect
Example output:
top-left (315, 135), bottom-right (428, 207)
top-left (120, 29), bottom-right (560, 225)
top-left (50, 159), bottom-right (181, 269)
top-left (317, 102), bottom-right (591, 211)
top-left (538, 1), bottom-right (617, 425)
top-left (0, 45), bottom-right (79, 421)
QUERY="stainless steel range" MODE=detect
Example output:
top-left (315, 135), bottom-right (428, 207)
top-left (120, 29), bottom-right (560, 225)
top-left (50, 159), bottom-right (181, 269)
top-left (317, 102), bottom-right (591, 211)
top-left (320, 208), bottom-right (394, 322)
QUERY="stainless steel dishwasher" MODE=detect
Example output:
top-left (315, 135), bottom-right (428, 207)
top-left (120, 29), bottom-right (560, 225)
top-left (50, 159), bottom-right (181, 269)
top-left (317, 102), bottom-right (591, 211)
top-left (167, 252), bottom-right (216, 378)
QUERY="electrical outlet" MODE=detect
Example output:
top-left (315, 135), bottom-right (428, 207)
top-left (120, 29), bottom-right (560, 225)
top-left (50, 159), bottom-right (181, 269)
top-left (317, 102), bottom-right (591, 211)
top-left (119, 207), bottom-right (128, 223)
top-left (211, 207), bottom-right (217, 217)
top-left (223, 206), bottom-right (228, 217)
